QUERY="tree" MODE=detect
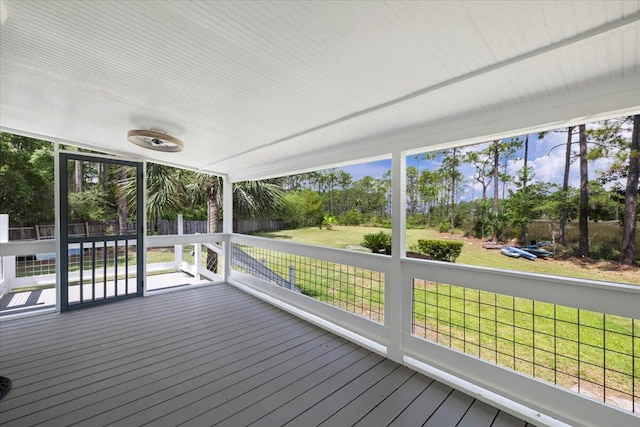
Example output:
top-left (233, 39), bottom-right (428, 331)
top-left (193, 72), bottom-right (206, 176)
top-left (0, 133), bottom-right (55, 225)
top-left (586, 116), bottom-right (639, 264)
top-left (438, 148), bottom-right (463, 231)
top-left (519, 135), bottom-right (531, 244)
top-left (145, 163), bottom-right (184, 232)
top-left (418, 169), bottom-right (441, 225)
top-left (465, 147), bottom-right (493, 202)
top-left (505, 170), bottom-right (553, 244)
top-left (406, 166), bottom-right (419, 216)
top-left (558, 127), bottom-right (577, 244)
top-left (492, 140), bottom-right (500, 216)
top-left (117, 166), bottom-right (129, 234)
top-left (578, 124), bottom-right (589, 257)
top-left (488, 138), bottom-right (521, 240)
top-left (620, 115), bottom-right (639, 265)
top-left (187, 173), bottom-right (285, 272)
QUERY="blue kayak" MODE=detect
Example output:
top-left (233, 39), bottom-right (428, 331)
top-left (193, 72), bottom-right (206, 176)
top-left (522, 247), bottom-right (553, 258)
top-left (505, 246), bottom-right (537, 260)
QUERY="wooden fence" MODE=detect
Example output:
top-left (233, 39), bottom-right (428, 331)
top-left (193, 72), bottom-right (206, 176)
top-left (8, 218), bottom-right (284, 241)
top-left (148, 219), bottom-right (284, 235)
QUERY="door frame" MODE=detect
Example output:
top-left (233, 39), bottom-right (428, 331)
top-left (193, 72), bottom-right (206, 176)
top-left (59, 152), bottom-right (144, 312)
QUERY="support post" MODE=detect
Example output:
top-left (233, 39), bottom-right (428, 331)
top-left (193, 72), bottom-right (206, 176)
top-left (175, 213), bottom-right (183, 270)
top-left (141, 160), bottom-right (148, 297)
top-left (222, 175), bottom-right (233, 282)
top-left (387, 150), bottom-right (408, 363)
top-left (194, 243), bottom-right (202, 281)
top-left (0, 214), bottom-right (15, 297)
top-left (54, 142), bottom-right (62, 311)
top-left (288, 265), bottom-right (295, 290)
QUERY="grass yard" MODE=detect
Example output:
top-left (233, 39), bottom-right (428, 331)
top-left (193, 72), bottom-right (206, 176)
top-left (254, 226), bottom-right (639, 285)
top-left (413, 281), bottom-right (639, 407)
top-left (252, 225), bottom-right (639, 411)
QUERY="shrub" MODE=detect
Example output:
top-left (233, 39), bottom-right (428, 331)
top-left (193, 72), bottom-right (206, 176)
top-left (339, 209), bottom-right (363, 226)
top-left (407, 213), bottom-right (428, 228)
top-left (361, 231), bottom-right (391, 254)
top-left (437, 222), bottom-right (450, 233)
top-left (416, 239), bottom-right (463, 262)
top-left (320, 214), bottom-right (338, 230)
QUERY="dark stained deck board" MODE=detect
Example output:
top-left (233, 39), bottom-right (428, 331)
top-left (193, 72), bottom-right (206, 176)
top-left (387, 380), bottom-right (454, 426)
top-left (423, 389), bottom-right (475, 426)
top-left (186, 346), bottom-right (377, 426)
top-left (352, 373), bottom-right (435, 426)
top-left (2, 303), bottom-right (296, 407)
top-left (66, 334), bottom-right (352, 426)
top-left (5, 303), bottom-right (287, 390)
top-left (250, 352), bottom-right (387, 427)
top-left (457, 399), bottom-right (501, 427)
top-left (0, 283), bottom-right (534, 427)
top-left (491, 410), bottom-right (529, 427)
top-left (281, 358), bottom-right (400, 426)
top-left (316, 365), bottom-right (416, 426)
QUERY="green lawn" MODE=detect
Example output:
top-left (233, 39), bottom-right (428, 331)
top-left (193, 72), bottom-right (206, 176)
top-left (252, 225), bottom-right (639, 406)
top-left (254, 226), bottom-right (639, 285)
top-left (413, 282), bottom-right (639, 401)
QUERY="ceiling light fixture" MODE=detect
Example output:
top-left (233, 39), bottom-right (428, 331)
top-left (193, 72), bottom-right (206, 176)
top-left (127, 129), bottom-right (184, 152)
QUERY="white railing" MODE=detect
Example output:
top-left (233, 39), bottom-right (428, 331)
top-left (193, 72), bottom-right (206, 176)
top-left (0, 234), bottom-right (226, 295)
top-left (1, 230), bottom-right (638, 426)
top-left (228, 234), bottom-right (390, 352)
top-left (225, 234), bottom-right (639, 427)
top-left (146, 233), bottom-right (226, 285)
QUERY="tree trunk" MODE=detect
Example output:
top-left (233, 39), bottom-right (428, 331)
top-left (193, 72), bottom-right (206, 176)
top-left (206, 178), bottom-right (219, 273)
top-left (117, 166), bottom-right (127, 234)
top-left (578, 124), bottom-right (589, 258)
top-left (520, 135), bottom-right (529, 244)
top-left (492, 140), bottom-right (500, 241)
top-left (620, 115), bottom-right (639, 265)
top-left (450, 172), bottom-right (456, 232)
top-left (74, 159), bottom-right (83, 193)
top-left (559, 126), bottom-right (573, 245)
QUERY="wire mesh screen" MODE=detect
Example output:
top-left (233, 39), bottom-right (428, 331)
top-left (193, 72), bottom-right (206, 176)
top-left (413, 279), bottom-right (639, 414)
top-left (15, 255), bottom-right (56, 277)
top-left (232, 244), bottom-right (384, 323)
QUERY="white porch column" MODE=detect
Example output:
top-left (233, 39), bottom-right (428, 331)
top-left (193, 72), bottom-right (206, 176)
top-left (174, 213), bottom-right (183, 269)
top-left (141, 160), bottom-right (148, 296)
top-left (387, 150), bottom-right (408, 363)
top-left (54, 142), bottom-right (62, 311)
top-left (222, 175), bottom-right (233, 282)
top-left (0, 214), bottom-right (15, 297)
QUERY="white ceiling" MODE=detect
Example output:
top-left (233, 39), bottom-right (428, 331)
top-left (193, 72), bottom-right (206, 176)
top-left (1, 0), bottom-right (639, 181)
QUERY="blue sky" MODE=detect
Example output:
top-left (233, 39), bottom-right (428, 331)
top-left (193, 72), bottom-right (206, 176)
top-left (333, 130), bottom-right (619, 202)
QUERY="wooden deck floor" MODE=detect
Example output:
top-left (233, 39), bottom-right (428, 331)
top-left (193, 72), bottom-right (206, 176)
top-left (0, 284), bottom-right (534, 426)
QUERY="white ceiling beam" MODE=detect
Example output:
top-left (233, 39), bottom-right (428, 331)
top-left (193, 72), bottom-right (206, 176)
top-left (205, 11), bottom-right (640, 173)
top-left (231, 75), bottom-right (640, 182)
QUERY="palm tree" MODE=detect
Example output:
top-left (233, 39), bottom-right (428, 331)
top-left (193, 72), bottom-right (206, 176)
top-left (179, 170), bottom-right (286, 272)
top-left (144, 163), bottom-right (184, 232)
top-left (124, 163), bottom-right (285, 272)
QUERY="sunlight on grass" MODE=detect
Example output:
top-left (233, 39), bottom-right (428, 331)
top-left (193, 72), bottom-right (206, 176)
top-left (413, 280), bottom-right (638, 410)
top-left (254, 226), bottom-right (639, 285)
top-left (252, 225), bottom-right (638, 412)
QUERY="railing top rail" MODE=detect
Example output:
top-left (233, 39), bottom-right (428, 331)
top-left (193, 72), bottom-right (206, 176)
top-left (403, 257), bottom-right (640, 319)
top-left (147, 233), bottom-right (225, 247)
top-left (230, 233), bottom-right (392, 273)
top-left (0, 240), bottom-right (55, 257)
top-left (69, 234), bottom-right (138, 243)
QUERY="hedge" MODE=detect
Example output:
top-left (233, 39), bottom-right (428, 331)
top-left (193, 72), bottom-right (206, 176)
top-left (416, 239), bottom-right (463, 262)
